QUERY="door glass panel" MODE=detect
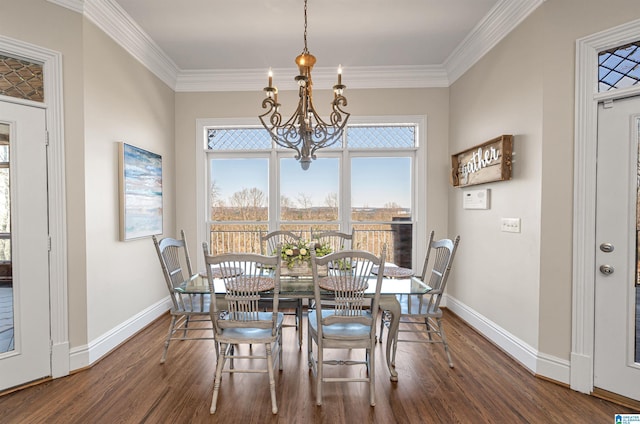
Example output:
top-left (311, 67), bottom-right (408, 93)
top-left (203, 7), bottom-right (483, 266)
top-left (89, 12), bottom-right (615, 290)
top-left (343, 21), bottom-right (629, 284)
top-left (0, 122), bottom-right (13, 354)
top-left (636, 116), bottom-right (640, 363)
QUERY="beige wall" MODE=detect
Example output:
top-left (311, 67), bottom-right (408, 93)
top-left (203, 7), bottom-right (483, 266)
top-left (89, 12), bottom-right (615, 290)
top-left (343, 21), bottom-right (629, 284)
top-left (449, 0), bottom-right (640, 361)
top-left (1, 1), bottom-right (176, 353)
top-left (82, 20), bottom-right (175, 342)
top-left (537, 0), bottom-right (640, 360)
top-left (449, 6), bottom-right (544, 351)
top-left (174, 88), bottom-right (450, 263)
top-left (0, 0), bottom-right (89, 347)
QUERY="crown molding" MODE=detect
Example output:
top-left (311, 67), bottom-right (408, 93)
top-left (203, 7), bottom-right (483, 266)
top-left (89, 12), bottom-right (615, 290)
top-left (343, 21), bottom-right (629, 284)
top-left (83, 0), bottom-right (179, 88)
top-left (47, 0), bottom-right (84, 14)
top-left (47, 0), bottom-right (543, 91)
top-left (48, 0), bottom-right (180, 88)
top-left (175, 65), bottom-right (449, 92)
top-left (444, 0), bottom-right (545, 84)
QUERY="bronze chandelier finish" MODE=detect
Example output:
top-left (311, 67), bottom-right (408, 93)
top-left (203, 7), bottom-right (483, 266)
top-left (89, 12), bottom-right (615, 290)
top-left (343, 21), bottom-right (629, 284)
top-left (259, 0), bottom-right (350, 170)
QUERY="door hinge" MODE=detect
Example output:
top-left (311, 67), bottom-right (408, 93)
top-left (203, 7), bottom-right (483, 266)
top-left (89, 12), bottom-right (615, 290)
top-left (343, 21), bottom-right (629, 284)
top-left (48, 236), bottom-right (52, 252)
top-left (45, 131), bottom-right (50, 146)
top-left (603, 99), bottom-right (614, 109)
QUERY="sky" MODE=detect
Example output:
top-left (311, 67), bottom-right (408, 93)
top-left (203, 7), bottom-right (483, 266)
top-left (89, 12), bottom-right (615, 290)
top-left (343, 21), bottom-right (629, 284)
top-left (211, 156), bottom-right (411, 208)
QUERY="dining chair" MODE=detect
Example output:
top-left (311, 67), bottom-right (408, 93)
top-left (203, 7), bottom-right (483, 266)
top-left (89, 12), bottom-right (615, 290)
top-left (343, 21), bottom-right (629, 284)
top-left (152, 230), bottom-right (214, 364)
top-left (260, 230), bottom-right (304, 348)
top-left (202, 248), bottom-right (284, 415)
top-left (308, 230), bottom-right (356, 309)
top-left (308, 247), bottom-right (386, 406)
top-left (381, 232), bottom-right (460, 368)
top-left (310, 229), bottom-right (354, 253)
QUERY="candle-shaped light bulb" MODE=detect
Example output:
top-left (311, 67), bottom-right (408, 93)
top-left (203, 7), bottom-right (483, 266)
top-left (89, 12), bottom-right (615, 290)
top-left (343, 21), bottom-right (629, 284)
top-left (337, 64), bottom-right (342, 85)
top-left (268, 68), bottom-right (273, 88)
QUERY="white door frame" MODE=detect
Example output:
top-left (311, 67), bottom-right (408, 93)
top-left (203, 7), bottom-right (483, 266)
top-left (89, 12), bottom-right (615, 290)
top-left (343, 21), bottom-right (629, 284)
top-left (572, 18), bottom-right (640, 394)
top-left (0, 35), bottom-right (68, 379)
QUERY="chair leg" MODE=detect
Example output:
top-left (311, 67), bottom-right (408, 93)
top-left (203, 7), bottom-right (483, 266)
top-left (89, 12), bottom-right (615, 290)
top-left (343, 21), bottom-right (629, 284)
top-left (391, 326), bottom-right (399, 368)
top-left (277, 330), bottom-right (284, 371)
top-left (183, 315), bottom-right (191, 338)
top-left (437, 317), bottom-right (454, 368)
top-left (296, 300), bottom-right (303, 349)
top-left (316, 344), bottom-right (323, 406)
top-left (369, 344), bottom-right (376, 406)
top-left (307, 321), bottom-right (313, 369)
top-left (210, 342), bottom-right (229, 414)
top-left (425, 317), bottom-right (433, 340)
top-left (265, 343), bottom-right (278, 414)
top-left (160, 316), bottom-right (178, 364)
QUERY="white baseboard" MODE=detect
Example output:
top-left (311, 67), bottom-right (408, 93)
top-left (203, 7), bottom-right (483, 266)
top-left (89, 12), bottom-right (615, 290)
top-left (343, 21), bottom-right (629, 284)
top-left (444, 294), bottom-right (570, 385)
top-left (69, 297), bottom-right (171, 371)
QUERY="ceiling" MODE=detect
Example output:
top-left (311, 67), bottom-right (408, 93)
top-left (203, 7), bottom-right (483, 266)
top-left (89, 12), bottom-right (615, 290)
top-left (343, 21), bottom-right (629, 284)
top-left (114, 0), bottom-right (499, 71)
top-left (68, 0), bottom-right (543, 89)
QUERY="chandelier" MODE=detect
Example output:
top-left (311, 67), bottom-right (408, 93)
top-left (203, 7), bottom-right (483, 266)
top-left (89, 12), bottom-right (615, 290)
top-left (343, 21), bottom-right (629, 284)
top-left (259, 0), bottom-right (350, 170)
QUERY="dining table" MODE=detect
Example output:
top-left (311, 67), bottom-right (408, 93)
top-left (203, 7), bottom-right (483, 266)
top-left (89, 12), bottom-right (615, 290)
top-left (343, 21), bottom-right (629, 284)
top-left (178, 265), bottom-right (429, 382)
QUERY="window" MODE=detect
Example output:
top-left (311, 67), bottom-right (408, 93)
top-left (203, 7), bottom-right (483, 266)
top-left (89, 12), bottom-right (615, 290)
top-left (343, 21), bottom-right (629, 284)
top-left (598, 41), bottom-right (640, 92)
top-left (0, 123), bottom-right (10, 264)
top-left (199, 117), bottom-right (422, 267)
top-left (0, 55), bottom-right (44, 102)
top-left (280, 157), bottom-right (340, 224)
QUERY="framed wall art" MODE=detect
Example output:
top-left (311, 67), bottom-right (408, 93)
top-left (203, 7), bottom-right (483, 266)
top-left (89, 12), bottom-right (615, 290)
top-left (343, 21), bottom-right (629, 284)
top-left (118, 142), bottom-right (163, 241)
top-left (451, 134), bottom-right (513, 188)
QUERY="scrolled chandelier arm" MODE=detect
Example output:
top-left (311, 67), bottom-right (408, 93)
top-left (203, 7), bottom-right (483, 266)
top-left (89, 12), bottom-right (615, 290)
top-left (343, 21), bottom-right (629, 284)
top-left (259, 0), bottom-right (350, 170)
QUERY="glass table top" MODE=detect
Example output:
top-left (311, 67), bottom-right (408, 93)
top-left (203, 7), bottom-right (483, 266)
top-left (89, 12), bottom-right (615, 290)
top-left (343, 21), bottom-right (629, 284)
top-left (178, 273), bottom-right (431, 297)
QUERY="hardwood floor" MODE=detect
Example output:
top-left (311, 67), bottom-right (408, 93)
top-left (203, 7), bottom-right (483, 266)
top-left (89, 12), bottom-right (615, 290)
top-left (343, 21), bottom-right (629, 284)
top-left (0, 309), bottom-right (635, 423)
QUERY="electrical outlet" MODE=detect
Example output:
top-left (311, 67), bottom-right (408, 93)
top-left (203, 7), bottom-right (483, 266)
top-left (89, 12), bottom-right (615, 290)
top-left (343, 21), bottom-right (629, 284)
top-left (501, 218), bottom-right (521, 233)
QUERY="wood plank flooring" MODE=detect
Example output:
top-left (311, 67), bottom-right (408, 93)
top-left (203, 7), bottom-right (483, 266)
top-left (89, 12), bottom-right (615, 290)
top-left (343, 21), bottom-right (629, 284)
top-left (0, 309), bottom-right (635, 423)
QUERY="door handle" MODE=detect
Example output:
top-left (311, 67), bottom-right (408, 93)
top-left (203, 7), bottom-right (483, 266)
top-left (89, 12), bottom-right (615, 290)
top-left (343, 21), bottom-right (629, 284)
top-left (600, 243), bottom-right (614, 253)
top-left (599, 264), bottom-right (614, 275)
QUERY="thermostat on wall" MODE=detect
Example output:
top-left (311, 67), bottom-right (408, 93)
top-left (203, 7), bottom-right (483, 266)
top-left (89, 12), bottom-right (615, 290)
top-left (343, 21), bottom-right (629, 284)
top-left (463, 188), bottom-right (490, 210)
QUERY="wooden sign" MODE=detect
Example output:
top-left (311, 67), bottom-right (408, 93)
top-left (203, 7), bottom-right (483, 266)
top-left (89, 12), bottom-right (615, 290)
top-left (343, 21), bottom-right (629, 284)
top-left (451, 135), bottom-right (513, 187)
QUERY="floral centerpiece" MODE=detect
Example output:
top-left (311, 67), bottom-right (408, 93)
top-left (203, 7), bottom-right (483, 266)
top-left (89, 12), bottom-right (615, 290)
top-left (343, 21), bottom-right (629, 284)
top-left (277, 239), bottom-right (332, 276)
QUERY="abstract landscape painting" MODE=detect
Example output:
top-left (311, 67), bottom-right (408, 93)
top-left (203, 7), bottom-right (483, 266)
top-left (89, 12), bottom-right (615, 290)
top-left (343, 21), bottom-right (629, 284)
top-left (119, 143), bottom-right (162, 241)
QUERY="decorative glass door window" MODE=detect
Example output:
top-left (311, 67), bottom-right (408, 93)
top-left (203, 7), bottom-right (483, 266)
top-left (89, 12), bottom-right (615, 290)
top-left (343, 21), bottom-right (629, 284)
top-left (0, 122), bottom-right (13, 354)
top-left (0, 55), bottom-right (43, 102)
top-left (598, 41), bottom-right (640, 92)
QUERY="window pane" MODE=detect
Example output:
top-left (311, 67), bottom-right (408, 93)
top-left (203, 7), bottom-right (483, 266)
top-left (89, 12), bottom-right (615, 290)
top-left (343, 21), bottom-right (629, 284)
top-left (0, 169), bottom-right (8, 235)
top-left (0, 122), bottom-right (10, 263)
top-left (351, 157), bottom-right (412, 221)
top-left (347, 125), bottom-right (416, 149)
top-left (209, 158), bottom-right (268, 221)
top-left (206, 128), bottom-right (272, 150)
top-left (0, 55), bottom-right (44, 102)
top-left (280, 158), bottom-right (339, 222)
top-left (598, 41), bottom-right (640, 92)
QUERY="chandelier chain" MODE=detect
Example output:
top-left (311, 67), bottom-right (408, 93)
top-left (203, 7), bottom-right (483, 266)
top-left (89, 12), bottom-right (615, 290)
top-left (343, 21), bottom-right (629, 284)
top-left (303, 0), bottom-right (309, 54)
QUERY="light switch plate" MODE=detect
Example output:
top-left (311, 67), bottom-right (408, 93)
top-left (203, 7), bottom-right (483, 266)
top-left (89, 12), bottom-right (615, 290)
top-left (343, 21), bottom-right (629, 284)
top-left (501, 218), bottom-right (521, 233)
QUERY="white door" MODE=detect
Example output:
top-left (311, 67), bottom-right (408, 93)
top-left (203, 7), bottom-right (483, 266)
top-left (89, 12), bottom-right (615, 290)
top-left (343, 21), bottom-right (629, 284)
top-left (0, 101), bottom-right (50, 390)
top-left (595, 96), bottom-right (640, 401)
